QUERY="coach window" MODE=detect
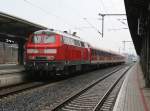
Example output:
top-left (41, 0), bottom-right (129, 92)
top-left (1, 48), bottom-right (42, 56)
top-left (94, 50), bottom-right (96, 55)
top-left (92, 50), bottom-right (94, 55)
top-left (99, 51), bottom-right (102, 56)
top-left (96, 50), bottom-right (99, 56)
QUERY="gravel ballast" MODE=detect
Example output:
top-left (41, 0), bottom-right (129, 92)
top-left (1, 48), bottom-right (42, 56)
top-left (0, 66), bottom-right (123, 111)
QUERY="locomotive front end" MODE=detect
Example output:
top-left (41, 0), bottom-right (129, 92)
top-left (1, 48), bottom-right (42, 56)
top-left (25, 30), bottom-right (64, 73)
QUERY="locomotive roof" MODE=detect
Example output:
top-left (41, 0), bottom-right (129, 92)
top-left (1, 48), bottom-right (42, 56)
top-left (34, 30), bottom-right (124, 57)
top-left (34, 29), bottom-right (84, 42)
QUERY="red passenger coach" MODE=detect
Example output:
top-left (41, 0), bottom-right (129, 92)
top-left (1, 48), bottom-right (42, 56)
top-left (89, 47), bottom-right (125, 65)
top-left (25, 29), bottom-right (125, 76)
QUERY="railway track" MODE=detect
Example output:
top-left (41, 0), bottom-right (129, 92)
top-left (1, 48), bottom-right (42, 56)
top-left (93, 68), bottom-right (126, 111)
top-left (47, 65), bottom-right (132, 111)
top-left (0, 81), bottom-right (49, 98)
top-left (0, 65), bottom-right (122, 99)
top-left (0, 64), bottom-right (131, 111)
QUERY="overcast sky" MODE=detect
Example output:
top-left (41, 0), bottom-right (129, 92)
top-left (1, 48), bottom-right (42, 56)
top-left (0, 0), bottom-right (136, 55)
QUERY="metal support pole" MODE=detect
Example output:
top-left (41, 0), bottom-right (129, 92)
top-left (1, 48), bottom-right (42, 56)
top-left (122, 41), bottom-right (125, 52)
top-left (122, 40), bottom-right (132, 53)
top-left (102, 15), bottom-right (104, 37)
top-left (18, 41), bottom-right (24, 65)
top-left (98, 13), bottom-right (126, 37)
top-left (146, 28), bottom-right (150, 87)
top-left (2, 43), bottom-right (5, 64)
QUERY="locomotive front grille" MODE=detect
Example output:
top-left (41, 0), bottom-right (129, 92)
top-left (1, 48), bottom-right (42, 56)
top-left (35, 56), bottom-right (47, 60)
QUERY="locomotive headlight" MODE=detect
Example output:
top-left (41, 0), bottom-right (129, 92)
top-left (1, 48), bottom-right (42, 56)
top-left (47, 56), bottom-right (55, 60)
top-left (27, 49), bottom-right (38, 54)
top-left (44, 49), bottom-right (57, 54)
top-left (28, 56), bottom-right (35, 60)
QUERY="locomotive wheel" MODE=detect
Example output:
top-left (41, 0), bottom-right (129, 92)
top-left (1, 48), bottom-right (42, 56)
top-left (26, 70), bottom-right (37, 80)
top-left (62, 67), bottom-right (70, 76)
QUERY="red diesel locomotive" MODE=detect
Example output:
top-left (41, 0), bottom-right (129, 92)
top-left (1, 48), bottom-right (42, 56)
top-left (24, 29), bottom-right (125, 75)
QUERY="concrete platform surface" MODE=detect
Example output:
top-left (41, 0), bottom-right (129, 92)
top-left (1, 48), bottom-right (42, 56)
top-left (0, 64), bottom-right (25, 87)
top-left (0, 64), bottom-right (24, 75)
top-left (0, 73), bottom-right (26, 87)
top-left (113, 63), bottom-right (150, 111)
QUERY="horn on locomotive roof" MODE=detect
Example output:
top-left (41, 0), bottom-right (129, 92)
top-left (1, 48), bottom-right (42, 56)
top-left (63, 31), bottom-right (68, 33)
top-left (49, 28), bottom-right (54, 31)
top-left (72, 32), bottom-right (77, 36)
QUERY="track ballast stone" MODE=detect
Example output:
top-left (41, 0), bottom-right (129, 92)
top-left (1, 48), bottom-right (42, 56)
top-left (0, 66), bottom-right (122, 111)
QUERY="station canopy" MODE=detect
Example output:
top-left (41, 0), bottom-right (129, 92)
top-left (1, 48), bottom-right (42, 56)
top-left (0, 11), bottom-right (47, 42)
top-left (124, 0), bottom-right (149, 55)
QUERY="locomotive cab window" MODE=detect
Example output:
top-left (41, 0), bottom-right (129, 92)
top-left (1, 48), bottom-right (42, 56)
top-left (32, 34), bottom-right (56, 43)
top-left (43, 35), bottom-right (55, 43)
top-left (32, 35), bottom-right (42, 43)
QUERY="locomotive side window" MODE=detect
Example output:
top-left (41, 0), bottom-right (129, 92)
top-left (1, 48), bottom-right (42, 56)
top-left (84, 43), bottom-right (89, 48)
top-left (62, 36), bottom-right (67, 44)
top-left (74, 40), bottom-right (81, 47)
top-left (63, 36), bottom-right (70, 44)
top-left (63, 36), bottom-right (82, 47)
top-left (80, 42), bottom-right (85, 47)
top-left (69, 38), bottom-right (74, 45)
top-left (63, 36), bottom-right (74, 45)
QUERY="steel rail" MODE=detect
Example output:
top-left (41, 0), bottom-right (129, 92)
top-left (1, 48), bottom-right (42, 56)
top-left (52, 65), bottom-right (127, 111)
top-left (93, 65), bottom-right (132, 111)
top-left (0, 81), bottom-right (49, 98)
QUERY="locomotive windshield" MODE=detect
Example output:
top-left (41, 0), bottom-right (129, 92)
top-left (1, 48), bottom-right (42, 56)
top-left (32, 34), bottom-right (56, 43)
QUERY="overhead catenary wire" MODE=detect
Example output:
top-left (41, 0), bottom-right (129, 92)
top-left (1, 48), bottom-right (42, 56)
top-left (97, 0), bottom-right (116, 37)
top-left (83, 18), bottom-right (102, 35)
top-left (24, 0), bottom-right (59, 19)
top-left (117, 18), bottom-right (127, 25)
top-left (23, 0), bottom-right (77, 30)
top-left (108, 27), bottom-right (128, 31)
top-left (24, 0), bottom-right (103, 36)
top-left (99, 0), bottom-right (127, 33)
top-left (97, 0), bottom-right (108, 13)
top-left (59, 0), bottom-right (103, 35)
top-left (23, 0), bottom-right (125, 38)
top-left (104, 0), bottom-right (127, 29)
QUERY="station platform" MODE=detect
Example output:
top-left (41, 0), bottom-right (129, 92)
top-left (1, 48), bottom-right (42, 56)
top-left (0, 64), bottom-right (25, 87)
top-left (0, 64), bottom-right (24, 75)
top-left (113, 63), bottom-right (150, 111)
